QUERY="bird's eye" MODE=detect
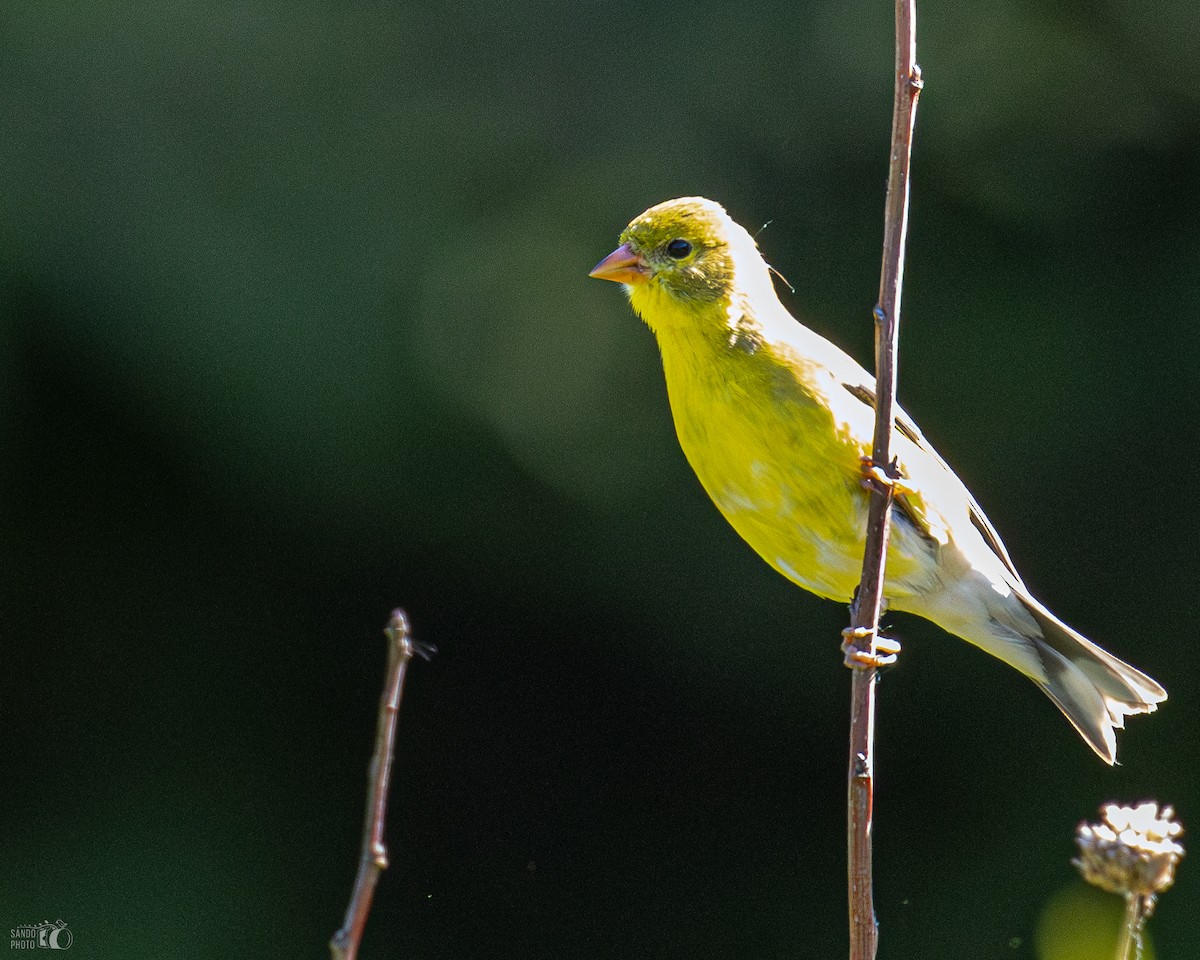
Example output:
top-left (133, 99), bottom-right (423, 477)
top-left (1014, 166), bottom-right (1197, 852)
top-left (665, 238), bottom-right (693, 259)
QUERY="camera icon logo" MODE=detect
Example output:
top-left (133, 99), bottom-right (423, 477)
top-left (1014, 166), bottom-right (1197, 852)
top-left (9, 920), bottom-right (73, 950)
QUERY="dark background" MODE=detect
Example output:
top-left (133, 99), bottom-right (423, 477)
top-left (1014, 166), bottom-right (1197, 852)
top-left (3, 2), bottom-right (1197, 957)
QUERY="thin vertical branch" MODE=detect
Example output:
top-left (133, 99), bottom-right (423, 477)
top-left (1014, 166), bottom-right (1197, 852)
top-left (844, 1), bottom-right (922, 958)
top-left (331, 608), bottom-right (420, 960)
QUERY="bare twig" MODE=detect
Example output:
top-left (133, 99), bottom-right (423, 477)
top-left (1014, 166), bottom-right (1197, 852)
top-left (844, 1), bottom-right (922, 958)
top-left (331, 608), bottom-right (420, 960)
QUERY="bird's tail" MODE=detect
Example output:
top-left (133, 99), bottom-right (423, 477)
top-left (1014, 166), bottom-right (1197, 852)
top-left (1018, 595), bottom-right (1166, 764)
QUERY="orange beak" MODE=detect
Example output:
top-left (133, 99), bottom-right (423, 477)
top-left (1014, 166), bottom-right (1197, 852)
top-left (589, 242), bottom-right (651, 285)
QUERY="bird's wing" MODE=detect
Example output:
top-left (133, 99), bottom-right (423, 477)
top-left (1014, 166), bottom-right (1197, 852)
top-left (842, 381), bottom-right (1026, 588)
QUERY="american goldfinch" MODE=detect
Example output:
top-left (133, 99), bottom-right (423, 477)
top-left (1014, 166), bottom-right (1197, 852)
top-left (590, 196), bottom-right (1164, 763)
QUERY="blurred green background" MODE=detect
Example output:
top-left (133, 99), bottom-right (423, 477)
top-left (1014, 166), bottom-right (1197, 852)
top-left (3, 1), bottom-right (1197, 957)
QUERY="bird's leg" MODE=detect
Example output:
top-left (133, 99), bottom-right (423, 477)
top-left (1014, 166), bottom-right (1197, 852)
top-left (841, 626), bottom-right (902, 669)
top-left (859, 455), bottom-right (917, 498)
top-left (847, 586), bottom-right (890, 620)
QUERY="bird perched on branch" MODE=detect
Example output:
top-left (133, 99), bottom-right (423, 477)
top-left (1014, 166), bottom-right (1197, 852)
top-left (590, 196), bottom-right (1164, 763)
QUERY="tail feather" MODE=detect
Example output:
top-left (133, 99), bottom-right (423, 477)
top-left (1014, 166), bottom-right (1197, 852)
top-left (1021, 596), bottom-right (1166, 765)
top-left (1033, 642), bottom-right (1121, 763)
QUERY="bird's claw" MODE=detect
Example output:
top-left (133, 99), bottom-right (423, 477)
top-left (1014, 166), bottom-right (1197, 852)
top-left (859, 456), bottom-right (917, 497)
top-left (841, 626), bottom-right (901, 669)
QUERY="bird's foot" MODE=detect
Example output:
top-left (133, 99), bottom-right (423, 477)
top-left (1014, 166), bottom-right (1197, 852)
top-left (841, 626), bottom-right (901, 669)
top-left (859, 456), bottom-right (917, 497)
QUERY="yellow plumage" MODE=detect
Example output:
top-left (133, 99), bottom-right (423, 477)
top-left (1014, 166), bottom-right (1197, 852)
top-left (591, 196), bottom-right (1165, 763)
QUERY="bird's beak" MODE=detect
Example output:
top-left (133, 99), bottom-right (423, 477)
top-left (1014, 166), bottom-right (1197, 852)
top-left (589, 242), bottom-right (650, 285)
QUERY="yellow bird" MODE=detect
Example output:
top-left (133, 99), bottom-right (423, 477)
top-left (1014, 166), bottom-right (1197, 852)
top-left (590, 196), bottom-right (1164, 763)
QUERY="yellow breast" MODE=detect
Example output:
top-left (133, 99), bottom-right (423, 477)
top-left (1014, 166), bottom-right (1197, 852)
top-left (653, 318), bottom-right (931, 603)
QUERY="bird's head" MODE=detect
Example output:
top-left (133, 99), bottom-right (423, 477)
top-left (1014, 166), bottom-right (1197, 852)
top-left (590, 197), bottom-right (775, 335)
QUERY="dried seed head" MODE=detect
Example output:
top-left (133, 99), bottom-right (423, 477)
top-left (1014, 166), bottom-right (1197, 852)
top-left (1074, 802), bottom-right (1184, 904)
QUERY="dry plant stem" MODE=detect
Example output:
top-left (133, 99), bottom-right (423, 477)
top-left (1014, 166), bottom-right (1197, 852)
top-left (845, 0), bottom-right (921, 959)
top-left (331, 609), bottom-right (418, 960)
top-left (1115, 895), bottom-right (1144, 960)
